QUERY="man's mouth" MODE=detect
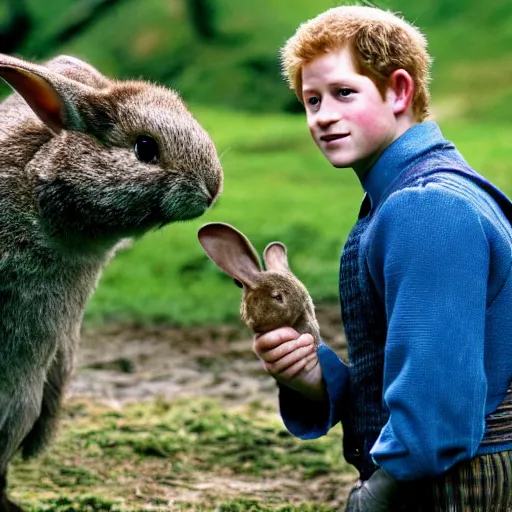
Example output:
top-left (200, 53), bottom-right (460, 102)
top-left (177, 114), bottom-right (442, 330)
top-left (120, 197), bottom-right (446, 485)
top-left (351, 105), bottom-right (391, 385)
top-left (320, 133), bottom-right (349, 142)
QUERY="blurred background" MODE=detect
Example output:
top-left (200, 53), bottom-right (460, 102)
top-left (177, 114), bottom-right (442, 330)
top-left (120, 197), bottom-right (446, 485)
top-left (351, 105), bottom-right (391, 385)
top-left (4, 2), bottom-right (512, 510)
top-left (1, 0), bottom-right (512, 327)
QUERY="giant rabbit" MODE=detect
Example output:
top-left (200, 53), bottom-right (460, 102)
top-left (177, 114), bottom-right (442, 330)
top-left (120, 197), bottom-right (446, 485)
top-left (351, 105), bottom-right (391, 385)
top-left (0, 53), bottom-right (223, 511)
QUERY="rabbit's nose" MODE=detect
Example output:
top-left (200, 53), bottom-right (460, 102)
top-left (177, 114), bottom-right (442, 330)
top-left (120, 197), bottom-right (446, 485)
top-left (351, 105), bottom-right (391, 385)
top-left (201, 185), bottom-right (215, 207)
top-left (204, 192), bottom-right (214, 207)
top-left (205, 171), bottom-right (223, 205)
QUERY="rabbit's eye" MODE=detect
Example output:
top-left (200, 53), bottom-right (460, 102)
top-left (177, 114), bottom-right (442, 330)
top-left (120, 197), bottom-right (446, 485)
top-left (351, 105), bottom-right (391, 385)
top-left (272, 292), bottom-right (284, 303)
top-left (135, 135), bottom-right (159, 164)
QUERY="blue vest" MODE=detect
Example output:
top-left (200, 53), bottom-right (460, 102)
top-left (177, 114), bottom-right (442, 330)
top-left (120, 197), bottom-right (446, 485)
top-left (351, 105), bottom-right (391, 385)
top-left (339, 140), bottom-right (512, 480)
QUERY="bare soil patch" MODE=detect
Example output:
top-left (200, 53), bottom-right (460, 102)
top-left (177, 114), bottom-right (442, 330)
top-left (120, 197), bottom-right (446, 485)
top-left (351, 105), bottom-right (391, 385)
top-left (71, 304), bottom-right (348, 409)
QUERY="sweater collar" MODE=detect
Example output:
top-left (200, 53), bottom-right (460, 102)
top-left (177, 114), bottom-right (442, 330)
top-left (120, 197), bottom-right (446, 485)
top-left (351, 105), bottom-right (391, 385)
top-left (362, 121), bottom-right (448, 209)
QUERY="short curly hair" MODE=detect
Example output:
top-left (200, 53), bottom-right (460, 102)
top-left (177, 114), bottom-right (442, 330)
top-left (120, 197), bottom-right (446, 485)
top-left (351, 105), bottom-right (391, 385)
top-left (281, 5), bottom-right (432, 121)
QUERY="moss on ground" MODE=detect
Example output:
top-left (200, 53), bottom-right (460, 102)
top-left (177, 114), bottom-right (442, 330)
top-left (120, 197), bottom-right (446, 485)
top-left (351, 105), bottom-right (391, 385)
top-left (11, 398), bottom-right (355, 511)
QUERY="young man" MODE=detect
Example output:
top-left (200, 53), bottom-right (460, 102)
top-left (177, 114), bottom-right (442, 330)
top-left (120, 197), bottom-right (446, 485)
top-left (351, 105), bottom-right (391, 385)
top-left (253, 5), bottom-right (512, 511)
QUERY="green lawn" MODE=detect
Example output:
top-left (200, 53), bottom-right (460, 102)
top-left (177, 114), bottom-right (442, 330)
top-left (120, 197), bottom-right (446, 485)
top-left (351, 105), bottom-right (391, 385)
top-left (83, 106), bottom-right (358, 325)
top-left (83, 107), bottom-right (512, 326)
top-left (4, 0), bottom-right (512, 326)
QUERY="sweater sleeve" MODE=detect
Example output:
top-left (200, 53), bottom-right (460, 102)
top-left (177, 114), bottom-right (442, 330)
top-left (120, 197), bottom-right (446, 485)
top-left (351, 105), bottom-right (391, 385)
top-left (367, 184), bottom-right (490, 481)
top-left (279, 342), bottom-right (350, 439)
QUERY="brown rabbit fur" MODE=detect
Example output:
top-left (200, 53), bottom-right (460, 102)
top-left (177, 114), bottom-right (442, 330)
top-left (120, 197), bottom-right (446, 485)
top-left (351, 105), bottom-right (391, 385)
top-left (0, 53), bottom-right (223, 511)
top-left (198, 222), bottom-right (320, 342)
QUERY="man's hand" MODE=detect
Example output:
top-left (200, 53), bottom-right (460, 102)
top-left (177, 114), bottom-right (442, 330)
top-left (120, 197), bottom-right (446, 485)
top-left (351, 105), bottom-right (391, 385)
top-left (252, 327), bottom-right (326, 401)
top-left (345, 469), bottom-right (400, 512)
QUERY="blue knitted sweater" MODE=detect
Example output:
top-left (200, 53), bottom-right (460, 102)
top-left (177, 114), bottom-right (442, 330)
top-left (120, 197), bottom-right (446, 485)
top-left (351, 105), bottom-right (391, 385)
top-left (279, 121), bottom-right (512, 481)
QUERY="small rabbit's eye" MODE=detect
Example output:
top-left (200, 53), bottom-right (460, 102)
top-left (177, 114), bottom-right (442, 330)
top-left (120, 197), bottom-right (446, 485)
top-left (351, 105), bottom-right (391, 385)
top-left (272, 292), bottom-right (284, 303)
top-left (135, 135), bottom-right (159, 164)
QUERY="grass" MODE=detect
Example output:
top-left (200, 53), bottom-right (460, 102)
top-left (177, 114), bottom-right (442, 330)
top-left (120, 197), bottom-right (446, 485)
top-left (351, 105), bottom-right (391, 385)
top-left (82, 106), bottom-right (360, 325)
top-left (82, 106), bottom-right (512, 326)
top-left (10, 398), bottom-right (354, 511)
top-left (3, 0), bottom-right (511, 327)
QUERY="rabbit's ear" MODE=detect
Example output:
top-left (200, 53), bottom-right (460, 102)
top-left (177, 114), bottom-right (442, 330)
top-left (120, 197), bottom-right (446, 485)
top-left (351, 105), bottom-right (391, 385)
top-left (198, 223), bottom-right (262, 289)
top-left (0, 54), bottom-right (95, 134)
top-left (44, 55), bottom-right (109, 89)
top-left (263, 242), bottom-right (290, 272)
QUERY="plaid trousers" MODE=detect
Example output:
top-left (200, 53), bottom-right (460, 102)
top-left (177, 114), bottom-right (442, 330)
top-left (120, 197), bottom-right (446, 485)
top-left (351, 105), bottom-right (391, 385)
top-left (425, 449), bottom-right (512, 511)
top-left (403, 384), bottom-right (512, 511)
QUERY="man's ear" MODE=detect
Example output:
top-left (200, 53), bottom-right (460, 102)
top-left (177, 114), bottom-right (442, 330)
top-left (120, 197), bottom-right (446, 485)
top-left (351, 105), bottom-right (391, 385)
top-left (388, 69), bottom-right (414, 115)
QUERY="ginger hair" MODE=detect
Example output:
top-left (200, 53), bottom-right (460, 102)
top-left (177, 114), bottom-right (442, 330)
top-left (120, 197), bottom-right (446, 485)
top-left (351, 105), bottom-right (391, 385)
top-left (281, 5), bottom-right (433, 121)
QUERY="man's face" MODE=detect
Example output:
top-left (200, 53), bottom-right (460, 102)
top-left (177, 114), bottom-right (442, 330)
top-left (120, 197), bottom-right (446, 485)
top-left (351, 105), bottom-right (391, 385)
top-left (302, 46), bottom-right (398, 179)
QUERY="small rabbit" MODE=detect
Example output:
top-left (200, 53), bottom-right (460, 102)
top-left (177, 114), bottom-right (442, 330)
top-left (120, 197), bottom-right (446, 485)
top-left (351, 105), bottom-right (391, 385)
top-left (0, 53), bottom-right (223, 511)
top-left (198, 222), bottom-right (321, 343)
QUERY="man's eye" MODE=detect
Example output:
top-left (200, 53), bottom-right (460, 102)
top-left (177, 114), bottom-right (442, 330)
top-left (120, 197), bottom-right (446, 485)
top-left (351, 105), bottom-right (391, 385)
top-left (306, 96), bottom-right (321, 111)
top-left (338, 88), bottom-right (354, 97)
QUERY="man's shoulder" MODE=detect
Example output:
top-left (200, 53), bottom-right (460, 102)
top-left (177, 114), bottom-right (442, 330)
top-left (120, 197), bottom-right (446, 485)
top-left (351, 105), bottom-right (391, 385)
top-left (382, 162), bottom-right (502, 213)
top-left (371, 169), bottom-right (512, 245)
top-left (378, 171), bottom-right (477, 216)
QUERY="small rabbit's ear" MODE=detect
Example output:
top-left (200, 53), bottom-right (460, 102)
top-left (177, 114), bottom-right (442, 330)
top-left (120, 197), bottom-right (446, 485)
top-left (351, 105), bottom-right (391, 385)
top-left (263, 242), bottom-right (290, 272)
top-left (0, 54), bottom-right (95, 134)
top-left (198, 222), bottom-right (262, 289)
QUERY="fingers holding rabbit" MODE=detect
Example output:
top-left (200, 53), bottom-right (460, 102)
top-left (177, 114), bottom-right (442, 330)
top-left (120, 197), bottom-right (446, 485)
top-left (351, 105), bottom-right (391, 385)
top-left (253, 328), bottom-right (315, 375)
top-left (253, 328), bottom-right (325, 400)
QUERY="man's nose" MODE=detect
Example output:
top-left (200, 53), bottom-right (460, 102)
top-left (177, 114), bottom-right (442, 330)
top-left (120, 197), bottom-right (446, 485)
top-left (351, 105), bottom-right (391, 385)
top-left (316, 100), bottom-right (341, 127)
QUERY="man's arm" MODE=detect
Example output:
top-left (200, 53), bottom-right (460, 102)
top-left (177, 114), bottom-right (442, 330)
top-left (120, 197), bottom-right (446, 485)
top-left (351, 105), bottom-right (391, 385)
top-left (253, 327), bottom-right (350, 439)
top-left (367, 184), bottom-right (490, 481)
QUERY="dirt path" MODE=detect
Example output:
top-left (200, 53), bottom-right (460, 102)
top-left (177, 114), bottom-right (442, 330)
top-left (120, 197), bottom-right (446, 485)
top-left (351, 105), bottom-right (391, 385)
top-left (71, 304), bottom-right (348, 409)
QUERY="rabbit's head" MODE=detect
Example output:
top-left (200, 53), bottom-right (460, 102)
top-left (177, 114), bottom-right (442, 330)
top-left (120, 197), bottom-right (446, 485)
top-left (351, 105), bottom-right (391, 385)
top-left (198, 222), bottom-right (319, 340)
top-left (0, 54), bottom-right (223, 248)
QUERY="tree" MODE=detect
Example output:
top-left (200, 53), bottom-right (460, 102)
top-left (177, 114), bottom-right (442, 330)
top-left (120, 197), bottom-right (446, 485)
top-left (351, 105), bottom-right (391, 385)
top-left (0, 0), bottom-right (131, 56)
top-left (185, 0), bottom-right (217, 41)
top-left (0, 0), bottom-right (32, 54)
